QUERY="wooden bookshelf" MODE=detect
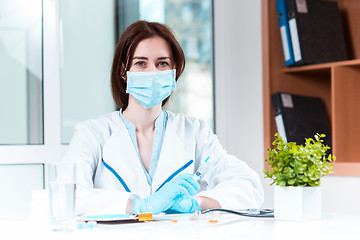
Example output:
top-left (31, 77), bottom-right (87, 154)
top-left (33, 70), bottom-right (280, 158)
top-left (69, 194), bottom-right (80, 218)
top-left (262, 0), bottom-right (360, 176)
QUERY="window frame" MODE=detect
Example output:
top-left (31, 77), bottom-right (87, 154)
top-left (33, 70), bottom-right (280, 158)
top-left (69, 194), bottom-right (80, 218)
top-left (0, 0), bottom-right (67, 166)
top-left (0, 0), bottom-right (216, 166)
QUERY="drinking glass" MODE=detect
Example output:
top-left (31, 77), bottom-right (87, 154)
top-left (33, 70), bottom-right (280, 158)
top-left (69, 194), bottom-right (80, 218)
top-left (48, 162), bottom-right (76, 231)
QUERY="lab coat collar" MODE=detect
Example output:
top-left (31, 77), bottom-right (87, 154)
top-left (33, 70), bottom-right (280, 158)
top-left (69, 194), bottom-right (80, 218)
top-left (102, 112), bottom-right (193, 197)
top-left (151, 116), bottom-right (194, 192)
top-left (102, 118), bottom-right (149, 196)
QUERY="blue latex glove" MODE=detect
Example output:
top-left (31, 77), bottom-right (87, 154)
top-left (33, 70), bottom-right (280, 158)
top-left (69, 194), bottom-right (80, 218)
top-left (131, 173), bottom-right (200, 215)
top-left (168, 194), bottom-right (202, 213)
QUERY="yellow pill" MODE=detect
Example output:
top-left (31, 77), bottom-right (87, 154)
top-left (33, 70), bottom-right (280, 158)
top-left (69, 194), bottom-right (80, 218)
top-left (171, 219), bottom-right (178, 223)
top-left (208, 219), bottom-right (218, 223)
top-left (138, 212), bottom-right (153, 221)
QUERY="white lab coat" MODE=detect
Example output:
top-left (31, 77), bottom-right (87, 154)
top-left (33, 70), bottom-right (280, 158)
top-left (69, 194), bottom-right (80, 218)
top-left (63, 111), bottom-right (264, 216)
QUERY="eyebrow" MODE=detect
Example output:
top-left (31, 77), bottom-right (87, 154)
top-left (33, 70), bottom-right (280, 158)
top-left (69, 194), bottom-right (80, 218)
top-left (133, 56), bottom-right (148, 60)
top-left (158, 57), bottom-right (171, 60)
top-left (132, 56), bottom-right (172, 60)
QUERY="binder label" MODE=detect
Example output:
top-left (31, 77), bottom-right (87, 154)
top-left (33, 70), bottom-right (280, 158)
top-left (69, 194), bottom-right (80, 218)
top-left (275, 114), bottom-right (288, 143)
top-left (280, 26), bottom-right (290, 61)
top-left (281, 93), bottom-right (294, 108)
top-left (295, 0), bottom-right (308, 14)
top-left (289, 18), bottom-right (302, 62)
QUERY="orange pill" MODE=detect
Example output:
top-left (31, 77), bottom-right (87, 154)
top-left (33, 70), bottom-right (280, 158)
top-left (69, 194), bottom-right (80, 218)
top-left (171, 219), bottom-right (178, 223)
top-left (208, 219), bottom-right (218, 223)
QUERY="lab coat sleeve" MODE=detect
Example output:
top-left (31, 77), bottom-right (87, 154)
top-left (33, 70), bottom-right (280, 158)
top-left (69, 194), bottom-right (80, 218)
top-left (194, 120), bottom-right (264, 209)
top-left (62, 121), bottom-right (131, 216)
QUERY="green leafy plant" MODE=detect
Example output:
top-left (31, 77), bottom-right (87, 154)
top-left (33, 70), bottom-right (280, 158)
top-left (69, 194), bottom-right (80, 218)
top-left (264, 133), bottom-right (335, 187)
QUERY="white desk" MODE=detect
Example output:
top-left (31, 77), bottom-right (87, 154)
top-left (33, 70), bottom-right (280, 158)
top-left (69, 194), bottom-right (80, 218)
top-left (2, 212), bottom-right (360, 240)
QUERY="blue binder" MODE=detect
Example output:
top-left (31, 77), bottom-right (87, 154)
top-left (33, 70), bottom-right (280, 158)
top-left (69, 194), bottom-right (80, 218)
top-left (276, 0), bottom-right (295, 66)
top-left (285, 0), bottom-right (303, 65)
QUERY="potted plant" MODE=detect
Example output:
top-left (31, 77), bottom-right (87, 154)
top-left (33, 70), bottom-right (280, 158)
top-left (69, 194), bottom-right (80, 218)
top-left (264, 133), bottom-right (335, 221)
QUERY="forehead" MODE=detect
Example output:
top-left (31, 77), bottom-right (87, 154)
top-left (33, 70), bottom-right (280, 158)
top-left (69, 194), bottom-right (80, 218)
top-left (133, 36), bottom-right (173, 58)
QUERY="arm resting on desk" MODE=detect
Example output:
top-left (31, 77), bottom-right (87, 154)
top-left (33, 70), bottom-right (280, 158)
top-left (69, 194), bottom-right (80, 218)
top-left (196, 196), bottom-right (221, 210)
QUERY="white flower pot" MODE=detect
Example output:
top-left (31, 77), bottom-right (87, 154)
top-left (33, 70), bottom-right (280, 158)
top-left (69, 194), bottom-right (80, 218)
top-left (274, 185), bottom-right (322, 221)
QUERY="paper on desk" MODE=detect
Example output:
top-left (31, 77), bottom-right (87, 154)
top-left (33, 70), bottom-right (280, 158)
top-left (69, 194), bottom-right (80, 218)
top-left (77, 214), bottom-right (138, 223)
top-left (78, 213), bottom-right (176, 224)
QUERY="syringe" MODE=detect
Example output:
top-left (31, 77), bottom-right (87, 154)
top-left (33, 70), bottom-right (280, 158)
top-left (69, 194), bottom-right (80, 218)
top-left (194, 156), bottom-right (210, 181)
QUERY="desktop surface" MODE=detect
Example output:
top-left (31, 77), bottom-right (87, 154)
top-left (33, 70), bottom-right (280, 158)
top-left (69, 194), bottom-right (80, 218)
top-left (2, 212), bottom-right (359, 240)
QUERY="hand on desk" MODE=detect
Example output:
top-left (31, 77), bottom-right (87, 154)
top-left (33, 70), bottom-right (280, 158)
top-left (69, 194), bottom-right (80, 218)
top-left (168, 194), bottom-right (201, 213)
top-left (131, 174), bottom-right (200, 215)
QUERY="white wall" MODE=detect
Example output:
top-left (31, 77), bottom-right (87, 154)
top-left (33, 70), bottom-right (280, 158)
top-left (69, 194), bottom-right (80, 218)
top-left (214, 0), bottom-right (360, 213)
top-left (214, 0), bottom-right (272, 207)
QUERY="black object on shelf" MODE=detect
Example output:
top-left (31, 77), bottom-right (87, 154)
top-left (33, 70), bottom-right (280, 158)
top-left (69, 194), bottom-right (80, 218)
top-left (284, 0), bottom-right (349, 65)
top-left (271, 92), bottom-right (332, 152)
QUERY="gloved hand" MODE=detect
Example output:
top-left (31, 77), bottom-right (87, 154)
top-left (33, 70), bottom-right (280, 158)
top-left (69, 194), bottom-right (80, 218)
top-left (131, 173), bottom-right (200, 215)
top-left (167, 194), bottom-right (202, 213)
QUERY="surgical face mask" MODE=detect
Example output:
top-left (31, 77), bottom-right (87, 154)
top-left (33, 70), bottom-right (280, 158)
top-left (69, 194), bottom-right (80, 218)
top-left (126, 69), bottom-right (176, 109)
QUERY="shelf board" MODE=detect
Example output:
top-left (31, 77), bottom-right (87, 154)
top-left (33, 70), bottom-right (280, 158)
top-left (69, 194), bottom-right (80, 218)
top-left (282, 59), bottom-right (360, 73)
top-left (331, 162), bottom-right (360, 176)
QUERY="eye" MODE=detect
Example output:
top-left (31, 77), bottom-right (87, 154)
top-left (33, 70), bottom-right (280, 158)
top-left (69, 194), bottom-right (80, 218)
top-left (134, 61), bottom-right (146, 67)
top-left (158, 61), bottom-right (170, 68)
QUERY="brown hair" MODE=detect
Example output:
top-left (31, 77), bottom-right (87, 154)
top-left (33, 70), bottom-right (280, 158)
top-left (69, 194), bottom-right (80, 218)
top-left (111, 20), bottom-right (185, 109)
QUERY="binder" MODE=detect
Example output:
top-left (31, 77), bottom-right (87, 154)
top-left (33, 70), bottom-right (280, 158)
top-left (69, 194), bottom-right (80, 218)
top-left (271, 92), bottom-right (332, 150)
top-left (276, 0), bottom-right (296, 66)
top-left (285, 0), bottom-right (348, 65)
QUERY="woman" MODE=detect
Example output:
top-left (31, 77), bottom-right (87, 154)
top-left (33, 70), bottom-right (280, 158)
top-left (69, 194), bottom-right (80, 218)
top-left (64, 20), bottom-right (264, 216)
